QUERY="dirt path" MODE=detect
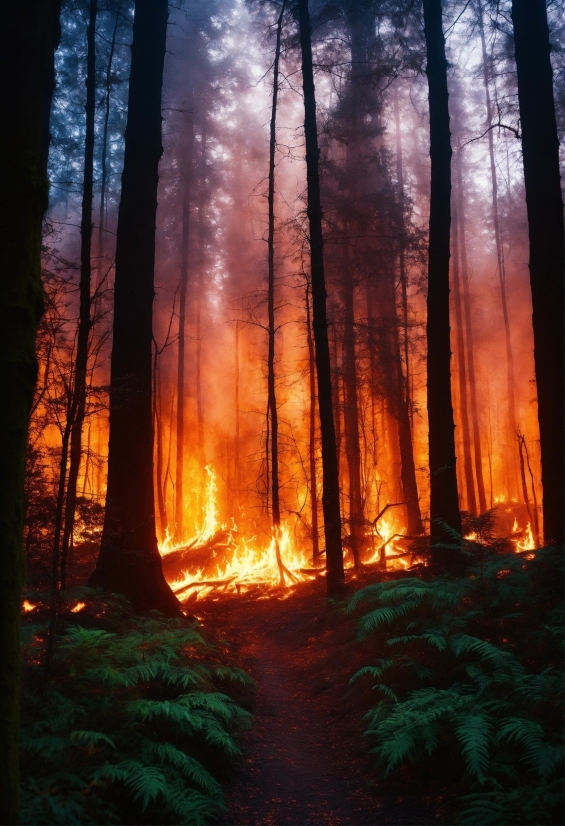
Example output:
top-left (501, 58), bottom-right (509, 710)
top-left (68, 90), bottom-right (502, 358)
top-left (198, 578), bottom-right (443, 826)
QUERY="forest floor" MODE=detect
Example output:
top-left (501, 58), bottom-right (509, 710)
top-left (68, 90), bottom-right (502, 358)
top-left (195, 572), bottom-right (451, 826)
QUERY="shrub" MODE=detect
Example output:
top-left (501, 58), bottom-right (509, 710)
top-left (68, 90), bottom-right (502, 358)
top-left (348, 541), bottom-right (564, 824)
top-left (20, 590), bottom-right (253, 824)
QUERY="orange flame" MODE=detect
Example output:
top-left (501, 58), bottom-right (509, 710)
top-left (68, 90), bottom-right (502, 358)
top-left (70, 601), bottom-right (86, 613)
top-left (22, 600), bottom-right (36, 613)
top-left (512, 518), bottom-right (535, 552)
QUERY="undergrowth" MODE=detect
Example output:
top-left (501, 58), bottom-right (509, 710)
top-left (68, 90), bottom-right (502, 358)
top-left (347, 522), bottom-right (564, 825)
top-left (20, 589), bottom-right (254, 825)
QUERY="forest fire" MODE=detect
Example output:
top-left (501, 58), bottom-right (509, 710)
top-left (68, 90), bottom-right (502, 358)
top-left (158, 466), bottom-right (415, 599)
top-left (3, 0), bottom-right (563, 823)
top-left (13, 0), bottom-right (560, 617)
top-left (512, 519), bottom-right (535, 553)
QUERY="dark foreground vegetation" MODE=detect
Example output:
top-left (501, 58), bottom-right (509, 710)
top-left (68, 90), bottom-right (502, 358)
top-left (20, 592), bottom-right (253, 824)
top-left (21, 533), bottom-right (560, 825)
top-left (348, 534), bottom-right (564, 824)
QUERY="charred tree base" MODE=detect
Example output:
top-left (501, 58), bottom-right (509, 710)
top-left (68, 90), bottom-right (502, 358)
top-left (89, 547), bottom-right (181, 616)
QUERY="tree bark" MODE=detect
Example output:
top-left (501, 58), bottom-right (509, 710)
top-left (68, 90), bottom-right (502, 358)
top-left (174, 114), bottom-right (194, 542)
top-left (452, 200), bottom-right (477, 515)
top-left (393, 84), bottom-right (412, 427)
top-left (297, 0), bottom-right (344, 596)
top-left (341, 232), bottom-right (363, 568)
top-left (305, 280), bottom-right (320, 561)
top-left (0, 1), bottom-right (61, 818)
top-left (154, 360), bottom-right (168, 537)
top-left (61, 0), bottom-right (98, 589)
top-left (97, 11), bottom-right (118, 278)
top-left (234, 320), bottom-right (241, 503)
top-left (477, 0), bottom-right (518, 498)
top-left (511, 0), bottom-right (564, 545)
top-left (422, 0), bottom-right (462, 559)
top-left (89, 0), bottom-right (180, 615)
top-left (455, 147), bottom-right (488, 514)
top-left (196, 124), bottom-right (206, 471)
top-left (267, 1), bottom-right (286, 586)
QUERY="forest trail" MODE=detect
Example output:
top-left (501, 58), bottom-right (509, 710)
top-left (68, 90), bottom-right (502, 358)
top-left (197, 577), bottom-right (443, 826)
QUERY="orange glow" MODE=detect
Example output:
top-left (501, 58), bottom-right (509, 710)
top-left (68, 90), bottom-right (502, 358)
top-left (512, 519), bottom-right (535, 552)
top-left (22, 600), bottom-right (36, 613)
top-left (28, 6), bottom-right (546, 601)
top-left (70, 601), bottom-right (86, 613)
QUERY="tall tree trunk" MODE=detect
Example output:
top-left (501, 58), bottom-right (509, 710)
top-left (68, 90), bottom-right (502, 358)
top-left (392, 324), bottom-right (424, 534)
top-left (98, 11), bottom-right (118, 278)
top-left (61, 0), bottom-right (98, 589)
top-left (521, 433), bottom-right (541, 546)
top-left (267, 1), bottom-right (286, 586)
top-left (452, 200), bottom-right (477, 514)
top-left (297, 0), bottom-right (344, 596)
top-left (174, 115), bottom-right (194, 542)
top-left (305, 281), bottom-right (320, 562)
top-left (511, 0), bottom-right (564, 545)
top-left (154, 360), bottom-right (168, 537)
top-left (0, 1), bottom-right (61, 817)
top-left (341, 232), bottom-right (363, 568)
top-left (455, 147), bottom-right (488, 514)
top-left (393, 84), bottom-right (412, 426)
top-left (378, 264), bottom-right (423, 535)
top-left (477, 0), bottom-right (518, 498)
top-left (89, 0), bottom-right (180, 615)
top-left (517, 430), bottom-right (534, 533)
top-left (196, 124), bottom-right (206, 470)
top-left (47, 406), bottom-right (72, 666)
top-left (234, 320), bottom-right (241, 504)
top-left (422, 0), bottom-right (462, 559)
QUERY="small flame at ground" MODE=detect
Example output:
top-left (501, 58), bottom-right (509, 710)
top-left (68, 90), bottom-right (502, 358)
top-left (22, 600), bottom-right (36, 613)
top-left (70, 601), bottom-right (86, 613)
top-left (512, 518), bottom-right (535, 552)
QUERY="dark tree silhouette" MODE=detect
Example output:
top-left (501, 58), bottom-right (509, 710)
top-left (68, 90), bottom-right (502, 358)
top-left (511, 0), bottom-right (564, 545)
top-left (174, 111), bottom-right (194, 542)
top-left (267, 1), bottom-right (288, 586)
top-left (0, 2), bottom-right (61, 817)
top-left (297, 0), bottom-right (344, 596)
top-left (422, 0), bottom-right (462, 559)
top-left (89, 0), bottom-right (180, 614)
top-left (60, 0), bottom-right (98, 588)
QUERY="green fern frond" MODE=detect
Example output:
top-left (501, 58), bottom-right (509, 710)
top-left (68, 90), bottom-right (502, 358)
top-left (69, 730), bottom-right (116, 749)
top-left (454, 712), bottom-right (492, 781)
top-left (94, 760), bottom-right (168, 810)
top-left (141, 739), bottom-right (222, 797)
top-left (359, 599), bottom-right (422, 634)
top-left (350, 659), bottom-right (394, 683)
top-left (450, 635), bottom-right (524, 679)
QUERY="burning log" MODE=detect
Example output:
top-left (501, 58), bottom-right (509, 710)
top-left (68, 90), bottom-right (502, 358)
top-left (173, 576), bottom-right (238, 597)
top-left (161, 529), bottom-right (232, 578)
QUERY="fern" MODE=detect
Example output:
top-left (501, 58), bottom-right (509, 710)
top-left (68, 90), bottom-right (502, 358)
top-left (348, 542), bottom-right (564, 823)
top-left (20, 589), bottom-right (254, 825)
top-left (454, 712), bottom-right (492, 782)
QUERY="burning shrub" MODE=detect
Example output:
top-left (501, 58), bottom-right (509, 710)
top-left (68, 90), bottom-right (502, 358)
top-left (20, 590), bottom-right (253, 824)
top-left (347, 543), bottom-right (564, 824)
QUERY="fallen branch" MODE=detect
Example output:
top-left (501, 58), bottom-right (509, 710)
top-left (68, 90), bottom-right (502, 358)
top-left (173, 576), bottom-right (237, 596)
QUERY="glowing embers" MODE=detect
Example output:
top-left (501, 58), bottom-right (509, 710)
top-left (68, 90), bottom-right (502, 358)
top-left (70, 601), bottom-right (86, 613)
top-left (22, 600), bottom-right (36, 613)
